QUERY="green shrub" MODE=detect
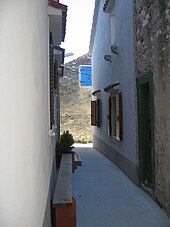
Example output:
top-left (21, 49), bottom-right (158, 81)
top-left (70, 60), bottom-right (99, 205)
top-left (56, 130), bottom-right (74, 153)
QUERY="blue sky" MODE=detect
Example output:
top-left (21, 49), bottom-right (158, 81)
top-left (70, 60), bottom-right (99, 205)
top-left (61, 0), bottom-right (95, 62)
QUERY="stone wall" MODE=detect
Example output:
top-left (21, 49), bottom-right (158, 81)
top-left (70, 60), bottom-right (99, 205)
top-left (60, 53), bottom-right (92, 143)
top-left (134, 0), bottom-right (170, 215)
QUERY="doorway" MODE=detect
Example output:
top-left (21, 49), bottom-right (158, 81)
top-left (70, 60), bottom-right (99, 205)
top-left (137, 73), bottom-right (154, 190)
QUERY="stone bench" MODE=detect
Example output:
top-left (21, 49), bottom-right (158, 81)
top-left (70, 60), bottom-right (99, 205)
top-left (53, 154), bottom-right (76, 227)
top-left (74, 152), bottom-right (82, 167)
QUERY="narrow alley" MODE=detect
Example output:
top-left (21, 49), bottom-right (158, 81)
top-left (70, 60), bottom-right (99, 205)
top-left (1, 0), bottom-right (170, 226)
top-left (73, 144), bottom-right (170, 227)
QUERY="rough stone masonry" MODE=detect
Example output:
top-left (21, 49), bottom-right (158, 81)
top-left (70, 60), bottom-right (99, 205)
top-left (60, 53), bottom-right (92, 143)
top-left (134, 0), bottom-right (170, 216)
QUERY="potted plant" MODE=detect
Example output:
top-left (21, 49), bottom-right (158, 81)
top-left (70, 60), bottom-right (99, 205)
top-left (56, 131), bottom-right (75, 168)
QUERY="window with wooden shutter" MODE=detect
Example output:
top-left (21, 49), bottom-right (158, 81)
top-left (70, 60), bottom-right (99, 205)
top-left (91, 89), bottom-right (101, 127)
top-left (91, 99), bottom-right (101, 127)
top-left (119, 92), bottom-right (123, 140)
top-left (50, 45), bottom-right (55, 130)
top-left (96, 99), bottom-right (100, 127)
top-left (115, 93), bottom-right (120, 139)
top-left (108, 97), bottom-right (112, 135)
top-left (91, 101), bottom-right (96, 126)
top-left (54, 61), bottom-right (58, 90)
top-left (108, 92), bottom-right (123, 141)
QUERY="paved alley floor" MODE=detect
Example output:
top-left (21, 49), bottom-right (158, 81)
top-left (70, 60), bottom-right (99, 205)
top-left (73, 144), bottom-right (170, 227)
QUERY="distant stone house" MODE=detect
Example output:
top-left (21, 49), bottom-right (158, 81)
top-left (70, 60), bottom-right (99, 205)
top-left (60, 53), bottom-right (93, 143)
top-left (90, 0), bottom-right (170, 216)
top-left (0, 0), bottom-right (67, 226)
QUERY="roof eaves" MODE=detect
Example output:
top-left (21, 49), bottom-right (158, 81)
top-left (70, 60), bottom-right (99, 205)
top-left (103, 0), bottom-right (109, 11)
top-left (48, 0), bottom-right (67, 12)
top-left (103, 0), bottom-right (115, 13)
top-left (48, 0), bottom-right (67, 42)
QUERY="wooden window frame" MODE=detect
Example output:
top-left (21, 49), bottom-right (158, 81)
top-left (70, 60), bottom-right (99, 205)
top-left (91, 99), bottom-right (100, 127)
top-left (50, 44), bottom-right (55, 130)
top-left (54, 61), bottom-right (58, 90)
top-left (108, 92), bottom-right (123, 141)
top-left (91, 100), bottom-right (96, 126)
top-left (103, 0), bottom-right (116, 47)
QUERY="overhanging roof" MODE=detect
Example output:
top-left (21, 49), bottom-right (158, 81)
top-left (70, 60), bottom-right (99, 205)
top-left (103, 0), bottom-right (115, 13)
top-left (48, 0), bottom-right (67, 44)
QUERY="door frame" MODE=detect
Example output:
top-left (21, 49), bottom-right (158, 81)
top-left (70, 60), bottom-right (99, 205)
top-left (137, 72), bottom-right (155, 190)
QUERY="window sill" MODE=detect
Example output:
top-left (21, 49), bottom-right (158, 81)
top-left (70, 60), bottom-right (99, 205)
top-left (111, 136), bottom-right (121, 145)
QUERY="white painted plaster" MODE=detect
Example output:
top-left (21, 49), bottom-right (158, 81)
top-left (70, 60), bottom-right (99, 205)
top-left (91, 0), bottom-right (137, 164)
top-left (0, 1), bottom-right (54, 226)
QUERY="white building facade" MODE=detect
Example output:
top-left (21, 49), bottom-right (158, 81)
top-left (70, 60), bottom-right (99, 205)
top-left (0, 0), bottom-right (67, 226)
top-left (90, 0), bottom-right (138, 184)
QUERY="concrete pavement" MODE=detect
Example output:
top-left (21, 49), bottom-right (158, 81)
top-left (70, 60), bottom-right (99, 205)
top-left (73, 144), bottom-right (170, 227)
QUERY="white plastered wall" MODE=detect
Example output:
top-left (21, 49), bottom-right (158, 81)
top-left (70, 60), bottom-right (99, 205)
top-left (0, 0), bottom-right (53, 226)
top-left (92, 0), bottom-right (137, 164)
